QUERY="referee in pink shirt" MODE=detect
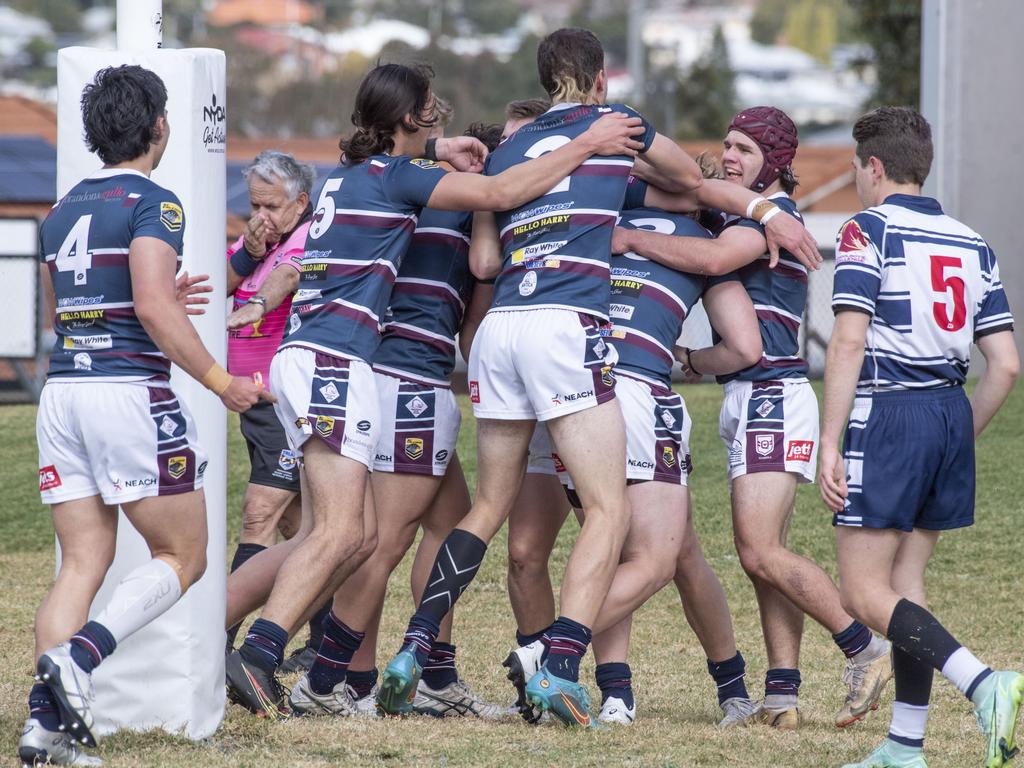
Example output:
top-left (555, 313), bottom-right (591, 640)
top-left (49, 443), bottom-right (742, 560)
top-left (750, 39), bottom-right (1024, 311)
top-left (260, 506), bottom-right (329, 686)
top-left (223, 151), bottom-right (316, 655)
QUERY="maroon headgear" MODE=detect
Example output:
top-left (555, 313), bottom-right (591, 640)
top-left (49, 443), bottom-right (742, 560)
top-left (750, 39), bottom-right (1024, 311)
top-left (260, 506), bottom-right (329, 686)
top-left (728, 106), bottom-right (798, 193)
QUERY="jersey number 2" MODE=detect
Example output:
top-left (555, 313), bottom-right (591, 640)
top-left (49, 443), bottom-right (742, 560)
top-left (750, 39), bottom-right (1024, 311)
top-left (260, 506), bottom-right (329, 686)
top-left (930, 254), bottom-right (966, 332)
top-left (55, 214), bottom-right (93, 286)
top-left (525, 136), bottom-right (571, 195)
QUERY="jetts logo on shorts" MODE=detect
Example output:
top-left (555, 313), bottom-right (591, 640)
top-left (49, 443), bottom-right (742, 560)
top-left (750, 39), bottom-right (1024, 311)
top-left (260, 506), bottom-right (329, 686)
top-left (278, 449), bottom-right (297, 471)
top-left (662, 446), bottom-right (676, 467)
top-left (167, 455), bottom-right (187, 479)
top-left (39, 465), bottom-right (62, 491)
top-left (786, 440), bottom-right (815, 462)
top-left (754, 433), bottom-right (775, 458)
top-left (405, 437), bottom-right (424, 461)
top-left (552, 453), bottom-right (567, 473)
top-left (469, 381), bottom-right (480, 404)
top-left (315, 415), bottom-right (335, 437)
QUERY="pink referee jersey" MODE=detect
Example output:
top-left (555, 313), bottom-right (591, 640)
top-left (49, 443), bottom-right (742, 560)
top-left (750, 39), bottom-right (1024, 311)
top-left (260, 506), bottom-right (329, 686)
top-left (226, 218), bottom-right (309, 387)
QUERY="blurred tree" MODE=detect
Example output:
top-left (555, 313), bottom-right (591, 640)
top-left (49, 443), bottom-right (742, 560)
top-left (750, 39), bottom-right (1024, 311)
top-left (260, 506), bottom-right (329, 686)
top-left (675, 25), bottom-right (736, 140)
top-left (460, 0), bottom-right (521, 34)
top-left (322, 0), bottom-right (357, 26)
top-left (850, 0), bottom-right (920, 107)
top-left (569, 0), bottom-right (628, 66)
top-left (751, 0), bottom-right (857, 62)
top-left (10, 0), bottom-right (81, 35)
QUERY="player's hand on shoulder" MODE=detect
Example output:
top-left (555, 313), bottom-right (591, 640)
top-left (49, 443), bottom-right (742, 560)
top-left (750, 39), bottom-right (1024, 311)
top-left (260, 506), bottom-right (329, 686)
top-left (817, 444), bottom-right (847, 512)
top-left (585, 112), bottom-right (646, 157)
top-left (437, 136), bottom-right (487, 173)
top-left (175, 271), bottom-right (212, 316)
top-left (765, 212), bottom-right (821, 270)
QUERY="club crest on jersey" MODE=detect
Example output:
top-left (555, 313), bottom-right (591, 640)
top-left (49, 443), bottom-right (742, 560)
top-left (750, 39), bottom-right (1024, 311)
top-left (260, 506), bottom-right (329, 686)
top-left (315, 415), bottom-right (335, 437)
top-left (662, 446), bottom-right (676, 467)
top-left (160, 201), bottom-right (183, 232)
top-left (755, 433), bottom-right (775, 458)
top-left (405, 437), bottom-right (424, 461)
top-left (838, 219), bottom-right (869, 254)
top-left (167, 455), bottom-right (187, 479)
top-left (410, 158), bottom-right (439, 169)
top-left (518, 271), bottom-right (537, 296)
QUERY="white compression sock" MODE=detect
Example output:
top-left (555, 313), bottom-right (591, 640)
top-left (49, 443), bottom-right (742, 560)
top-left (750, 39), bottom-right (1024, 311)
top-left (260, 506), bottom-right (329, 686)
top-left (92, 558), bottom-right (183, 643)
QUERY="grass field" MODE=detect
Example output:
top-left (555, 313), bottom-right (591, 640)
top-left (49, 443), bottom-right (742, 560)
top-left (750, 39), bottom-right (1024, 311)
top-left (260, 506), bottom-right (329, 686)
top-left (1, 382), bottom-right (1022, 767)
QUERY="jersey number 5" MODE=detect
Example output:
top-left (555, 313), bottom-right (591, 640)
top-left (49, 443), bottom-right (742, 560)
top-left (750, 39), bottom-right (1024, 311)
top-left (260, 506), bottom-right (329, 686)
top-left (930, 254), bottom-right (966, 332)
top-left (309, 178), bottom-right (343, 240)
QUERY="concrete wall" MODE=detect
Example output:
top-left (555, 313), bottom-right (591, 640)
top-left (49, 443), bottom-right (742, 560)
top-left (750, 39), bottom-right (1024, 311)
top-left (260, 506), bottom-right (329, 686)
top-left (922, 0), bottom-right (1023, 359)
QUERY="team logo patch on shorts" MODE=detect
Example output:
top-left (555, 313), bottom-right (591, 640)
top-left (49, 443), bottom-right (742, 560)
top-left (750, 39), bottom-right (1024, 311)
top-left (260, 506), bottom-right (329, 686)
top-left (295, 417), bottom-right (309, 428)
top-left (660, 409), bottom-right (676, 429)
top-left (197, 460), bottom-right (208, 477)
top-left (168, 456), bottom-right (187, 479)
top-left (786, 440), bottom-right (814, 462)
top-left (435, 449), bottom-right (449, 463)
top-left (278, 449), bottom-right (297, 471)
top-left (755, 400), bottom-right (775, 418)
top-left (356, 420), bottom-right (371, 433)
top-left (319, 382), bottom-right (340, 403)
top-left (315, 415), bottom-right (335, 437)
top-left (600, 366), bottom-right (614, 388)
top-left (159, 415), bottom-right (179, 438)
top-left (405, 395), bottom-right (428, 418)
top-left (405, 437), bottom-right (424, 461)
top-left (552, 453), bottom-right (566, 473)
top-left (469, 381), bottom-right (480, 404)
top-left (662, 446), bottom-right (676, 467)
top-left (39, 465), bottom-right (62, 491)
top-left (160, 201), bottom-right (183, 232)
top-left (755, 433), bottom-right (775, 458)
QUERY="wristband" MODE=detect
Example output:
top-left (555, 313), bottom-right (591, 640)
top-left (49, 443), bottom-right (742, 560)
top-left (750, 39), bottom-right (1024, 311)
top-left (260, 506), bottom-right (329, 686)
top-left (201, 363), bottom-right (233, 395)
top-left (759, 206), bottom-right (782, 225)
top-left (230, 247), bottom-right (261, 278)
top-left (745, 196), bottom-right (768, 219)
top-left (424, 137), bottom-right (438, 162)
top-left (246, 294), bottom-right (268, 308)
top-left (685, 348), bottom-right (703, 377)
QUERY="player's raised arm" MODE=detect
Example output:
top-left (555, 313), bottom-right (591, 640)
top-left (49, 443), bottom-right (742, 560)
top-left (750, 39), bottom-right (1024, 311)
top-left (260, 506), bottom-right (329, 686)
top-left (426, 112), bottom-right (646, 212)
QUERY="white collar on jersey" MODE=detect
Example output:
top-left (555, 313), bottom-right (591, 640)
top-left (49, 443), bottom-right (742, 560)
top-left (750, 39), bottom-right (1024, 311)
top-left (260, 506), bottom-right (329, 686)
top-left (87, 168), bottom-right (149, 180)
top-left (545, 102), bottom-right (582, 114)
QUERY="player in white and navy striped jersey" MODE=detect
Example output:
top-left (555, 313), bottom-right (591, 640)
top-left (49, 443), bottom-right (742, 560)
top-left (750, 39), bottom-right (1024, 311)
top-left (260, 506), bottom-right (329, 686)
top-left (821, 106), bottom-right (1021, 768)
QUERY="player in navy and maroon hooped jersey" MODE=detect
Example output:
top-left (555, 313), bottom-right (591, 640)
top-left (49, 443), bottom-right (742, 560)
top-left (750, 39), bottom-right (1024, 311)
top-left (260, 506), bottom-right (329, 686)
top-left (381, 28), bottom-right (705, 727)
top-left (224, 61), bottom-right (648, 718)
top-left (21, 65), bottom-right (265, 766)
top-left (822, 107), bottom-right (1021, 768)
top-left (290, 112), bottom-right (504, 719)
top-left (617, 107), bottom-right (892, 730)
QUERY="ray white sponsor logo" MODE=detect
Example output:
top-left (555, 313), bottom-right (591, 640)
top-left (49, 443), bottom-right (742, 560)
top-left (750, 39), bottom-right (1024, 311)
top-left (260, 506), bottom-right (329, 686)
top-left (63, 334), bottom-right (112, 350)
top-left (609, 303), bottom-right (634, 320)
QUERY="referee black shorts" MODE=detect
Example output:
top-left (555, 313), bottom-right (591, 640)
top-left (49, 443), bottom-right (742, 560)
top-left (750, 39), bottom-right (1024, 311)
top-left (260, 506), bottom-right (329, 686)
top-left (239, 400), bottom-right (301, 492)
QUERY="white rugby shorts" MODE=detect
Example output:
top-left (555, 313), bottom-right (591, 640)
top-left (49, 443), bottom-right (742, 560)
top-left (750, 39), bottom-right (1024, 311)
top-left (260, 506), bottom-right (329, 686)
top-left (719, 379), bottom-right (818, 483)
top-left (37, 381), bottom-right (207, 505)
top-left (270, 347), bottom-right (380, 469)
top-left (371, 371), bottom-right (460, 476)
top-left (618, 374), bottom-right (692, 485)
top-left (468, 308), bottom-right (617, 422)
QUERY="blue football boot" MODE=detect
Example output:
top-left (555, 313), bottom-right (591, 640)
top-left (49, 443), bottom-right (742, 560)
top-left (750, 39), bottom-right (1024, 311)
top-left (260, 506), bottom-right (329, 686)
top-left (376, 644), bottom-right (422, 716)
top-left (525, 663), bottom-right (601, 729)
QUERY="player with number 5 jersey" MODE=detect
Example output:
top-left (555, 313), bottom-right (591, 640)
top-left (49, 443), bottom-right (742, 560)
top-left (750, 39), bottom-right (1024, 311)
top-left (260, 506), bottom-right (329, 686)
top-left (225, 60), bottom-right (649, 719)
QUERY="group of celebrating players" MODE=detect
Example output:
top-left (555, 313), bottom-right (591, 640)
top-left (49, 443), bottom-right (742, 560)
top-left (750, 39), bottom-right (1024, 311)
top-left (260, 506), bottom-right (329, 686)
top-left (20, 24), bottom-right (1023, 768)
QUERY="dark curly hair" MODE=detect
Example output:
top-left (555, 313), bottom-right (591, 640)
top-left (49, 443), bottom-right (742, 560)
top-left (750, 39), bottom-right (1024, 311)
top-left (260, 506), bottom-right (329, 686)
top-left (81, 65), bottom-right (168, 165)
top-left (340, 63), bottom-right (438, 164)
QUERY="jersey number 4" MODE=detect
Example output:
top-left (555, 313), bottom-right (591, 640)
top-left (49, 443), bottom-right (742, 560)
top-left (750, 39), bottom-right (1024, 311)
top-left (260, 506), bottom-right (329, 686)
top-left (930, 254), bottom-right (966, 332)
top-left (55, 214), bottom-right (93, 286)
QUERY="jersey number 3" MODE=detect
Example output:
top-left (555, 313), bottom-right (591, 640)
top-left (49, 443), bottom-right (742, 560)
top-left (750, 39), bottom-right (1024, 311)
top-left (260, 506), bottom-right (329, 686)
top-left (930, 254), bottom-right (966, 332)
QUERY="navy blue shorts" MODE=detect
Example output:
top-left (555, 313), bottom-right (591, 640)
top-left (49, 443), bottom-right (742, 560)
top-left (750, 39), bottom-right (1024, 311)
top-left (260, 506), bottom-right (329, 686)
top-left (834, 386), bottom-right (974, 532)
